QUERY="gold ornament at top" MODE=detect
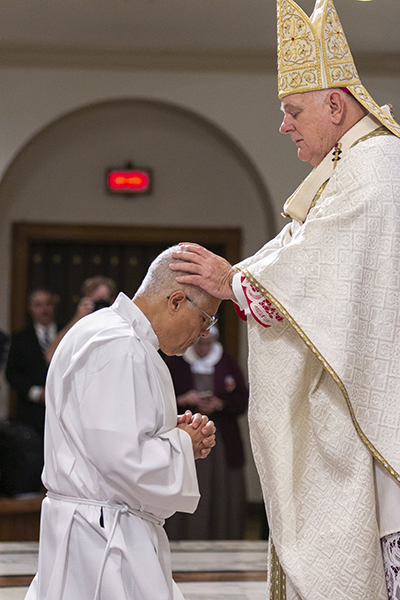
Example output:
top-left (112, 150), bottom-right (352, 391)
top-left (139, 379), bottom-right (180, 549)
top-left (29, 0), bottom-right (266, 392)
top-left (277, 0), bottom-right (400, 138)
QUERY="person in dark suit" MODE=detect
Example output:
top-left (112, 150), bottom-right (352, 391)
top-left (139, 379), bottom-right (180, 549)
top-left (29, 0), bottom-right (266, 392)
top-left (6, 289), bottom-right (58, 438)
top-left (0, 330), bottom-right (10, 418)
top-left (0, 331), bottom-right (8, 369)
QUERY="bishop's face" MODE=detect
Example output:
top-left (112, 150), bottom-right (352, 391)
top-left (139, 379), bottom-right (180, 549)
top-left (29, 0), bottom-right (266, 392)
top-left (279, 91), bottom-right (339, 167)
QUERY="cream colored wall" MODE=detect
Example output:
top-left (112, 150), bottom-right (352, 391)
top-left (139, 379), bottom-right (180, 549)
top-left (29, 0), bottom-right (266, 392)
top-left (0, 65), bottom-right (399, 502)
top-left (0, 68), bottom-right (283, 336)
top-left (1, 67), bottom-right (398, 332)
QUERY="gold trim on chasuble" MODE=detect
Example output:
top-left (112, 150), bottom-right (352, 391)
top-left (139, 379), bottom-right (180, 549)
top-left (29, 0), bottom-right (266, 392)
top-left (308, 180), bottom-right (328, 212)
top-left (282, 180), bottom-right (328, 220)
top-left (350, 126), bottom-right (394, 149)
top-left (281, 127), bottom-right (395, 221)
top-left (307, 129), bottom-right (394, 214)
top-left (241, 268), bottom-right (400, 488)
top-left (270, 538), bottom-right (287, 600)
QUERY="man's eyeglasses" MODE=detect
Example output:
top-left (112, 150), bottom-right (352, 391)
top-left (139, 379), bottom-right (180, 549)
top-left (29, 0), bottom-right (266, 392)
top-left (186, 296), bottom-right (218, 331)
top-left (167, 295), bottom-right (218, 331)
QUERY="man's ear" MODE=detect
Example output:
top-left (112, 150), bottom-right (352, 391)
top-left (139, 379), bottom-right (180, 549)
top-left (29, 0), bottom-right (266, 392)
top-left (328, 90), bottom-right (345, 125)
top-left (167, 290), bottom-right (186, 314)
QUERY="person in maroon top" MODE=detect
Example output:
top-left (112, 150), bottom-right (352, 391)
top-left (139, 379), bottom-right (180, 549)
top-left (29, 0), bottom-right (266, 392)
top-left (163, 327), bottom-right (249, 540)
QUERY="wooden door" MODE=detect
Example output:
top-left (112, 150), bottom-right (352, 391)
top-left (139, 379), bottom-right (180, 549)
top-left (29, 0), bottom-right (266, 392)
top-left (11, 222), bottom-right (241, 354)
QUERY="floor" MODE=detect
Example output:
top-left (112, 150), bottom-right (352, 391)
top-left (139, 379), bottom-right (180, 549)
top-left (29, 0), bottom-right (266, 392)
top-left (0, 540), bottom-right (269, 600)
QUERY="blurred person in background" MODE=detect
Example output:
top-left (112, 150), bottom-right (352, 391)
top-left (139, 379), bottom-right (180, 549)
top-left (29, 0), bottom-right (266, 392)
top-left (46, 275), bottom-right (117, 363)
top-left (6, 289), bottom-right (58, 438)
top-left (163, 327), bottom-right (249, 540)
top-left (0, 331), bottom-right (8, 371)
top-left (2, 290), bottom-right (57, 496)
top-left (0, 330), bottom-right (9, 419)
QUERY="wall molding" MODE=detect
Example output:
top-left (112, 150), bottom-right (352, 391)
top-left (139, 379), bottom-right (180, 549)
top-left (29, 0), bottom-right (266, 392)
top-left (0, 43), bottom-right (398, 75)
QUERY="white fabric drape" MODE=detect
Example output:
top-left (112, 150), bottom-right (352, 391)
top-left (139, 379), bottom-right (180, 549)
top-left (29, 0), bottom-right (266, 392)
top-left (26, 293), bottom-right (199, 600)
top-left (236, 121), bottom-right (400, 599)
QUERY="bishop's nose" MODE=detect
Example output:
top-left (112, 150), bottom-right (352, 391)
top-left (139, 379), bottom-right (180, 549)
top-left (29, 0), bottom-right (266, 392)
top-left (279, 116), bottom-right (294, 134)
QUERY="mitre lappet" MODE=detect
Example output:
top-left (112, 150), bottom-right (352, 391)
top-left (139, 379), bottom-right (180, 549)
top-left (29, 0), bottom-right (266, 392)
top-left (277, 0), bottom-right (400, 138)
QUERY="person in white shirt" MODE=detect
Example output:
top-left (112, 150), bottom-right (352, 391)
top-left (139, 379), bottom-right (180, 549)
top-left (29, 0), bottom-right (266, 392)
top-left (25, 245), bottom-right (219, 600)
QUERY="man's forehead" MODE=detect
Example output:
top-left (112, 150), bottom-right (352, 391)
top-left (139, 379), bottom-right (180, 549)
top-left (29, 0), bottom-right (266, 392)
top-left (280, 94), bottom-right (306, 112)
top-left (204, 299), bottom-right (221, 317)
top-left (206, 298), bottom-right (221, 313)
top-left (30, 292), bottom-right (54, 304)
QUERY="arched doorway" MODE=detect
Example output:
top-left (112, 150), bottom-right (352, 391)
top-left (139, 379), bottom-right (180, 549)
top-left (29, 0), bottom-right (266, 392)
top-left (1, 98), bottom-right (275, 349)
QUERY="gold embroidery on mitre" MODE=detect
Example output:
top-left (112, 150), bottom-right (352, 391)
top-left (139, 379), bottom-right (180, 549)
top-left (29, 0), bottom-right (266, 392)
top-left (347, 84), bottom-right (400, 138)
top-left (278, 0), bottom-right (322, 98)
top-left (277, 0), bottom-right (400, 138)
top-left (321, 0), bottom-right (360, 89)
top-left (277, 0), bottom-right (361, 99)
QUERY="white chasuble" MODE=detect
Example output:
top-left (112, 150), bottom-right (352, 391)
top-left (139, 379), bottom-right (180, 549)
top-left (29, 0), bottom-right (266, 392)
top-left (237, 118), bottom-right (400, 600)
top-left (25, 293), bottom-right (199, 600)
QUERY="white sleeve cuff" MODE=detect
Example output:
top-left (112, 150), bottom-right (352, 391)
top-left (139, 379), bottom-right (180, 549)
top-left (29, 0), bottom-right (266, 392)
top-left (232, 273), bottom-right (251, 315)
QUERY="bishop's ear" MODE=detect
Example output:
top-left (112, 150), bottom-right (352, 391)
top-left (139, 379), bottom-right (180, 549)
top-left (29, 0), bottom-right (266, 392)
top-left (328, 90), bottom-right (345, 125)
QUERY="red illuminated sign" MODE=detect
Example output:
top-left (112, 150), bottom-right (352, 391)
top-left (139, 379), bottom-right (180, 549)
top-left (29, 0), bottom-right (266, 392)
top-left (107, 167), bottom-right (152, 195)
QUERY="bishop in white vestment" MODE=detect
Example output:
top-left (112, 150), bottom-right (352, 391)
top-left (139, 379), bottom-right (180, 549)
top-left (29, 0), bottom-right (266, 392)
top-left (170, 1), bottom-right (400, 598)
top-left (231, 112), bottom-right (400, 600)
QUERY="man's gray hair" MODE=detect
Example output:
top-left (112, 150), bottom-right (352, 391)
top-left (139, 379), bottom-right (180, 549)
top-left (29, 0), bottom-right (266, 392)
top-left (135, 245), bottom-right (214, 306)
top-left (311, 88), bottom-right (367, 112)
